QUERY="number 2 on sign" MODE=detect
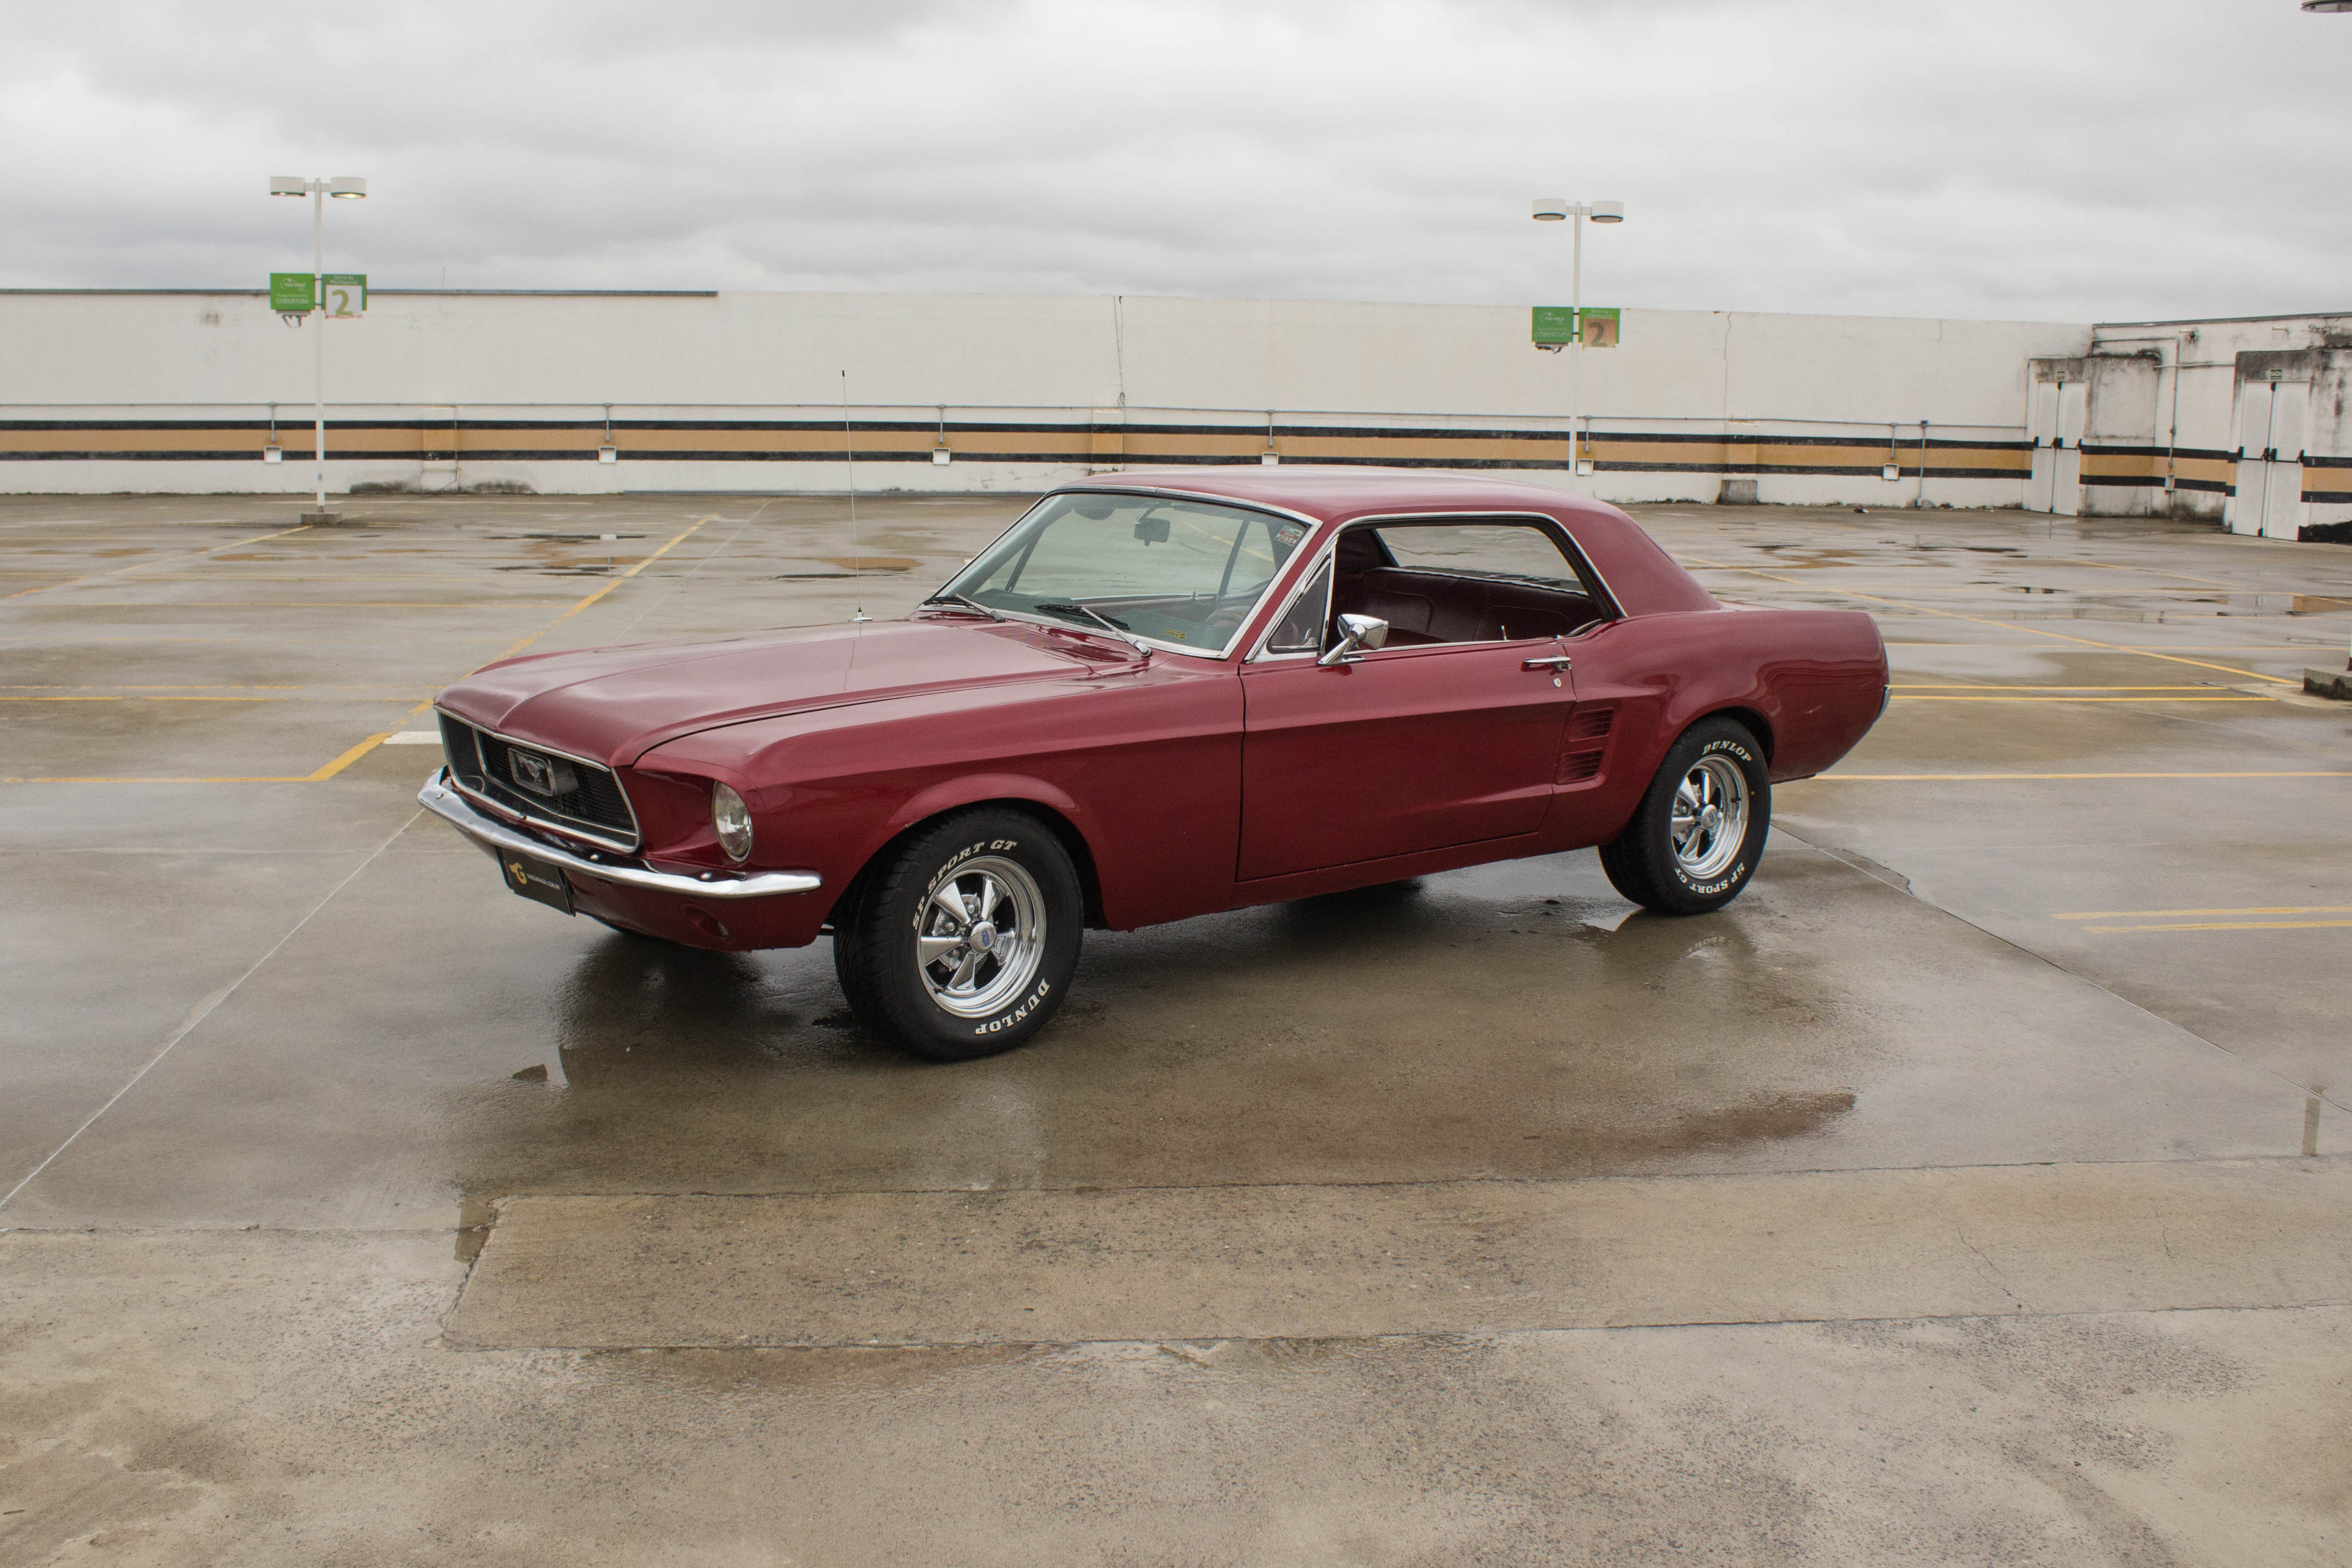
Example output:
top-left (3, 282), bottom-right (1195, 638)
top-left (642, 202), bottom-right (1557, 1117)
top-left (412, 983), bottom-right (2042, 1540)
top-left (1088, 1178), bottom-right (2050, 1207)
top-left (328, 287), bottom-right (359, 318)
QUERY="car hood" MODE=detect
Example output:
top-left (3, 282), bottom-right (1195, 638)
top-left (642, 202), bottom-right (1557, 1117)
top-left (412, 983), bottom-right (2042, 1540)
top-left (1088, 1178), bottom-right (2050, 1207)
top-left (435, 619), bottom-right (1101, 765)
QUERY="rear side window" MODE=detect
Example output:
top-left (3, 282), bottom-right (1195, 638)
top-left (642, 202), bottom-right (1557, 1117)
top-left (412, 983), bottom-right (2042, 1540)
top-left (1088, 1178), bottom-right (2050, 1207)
top-left (1369, 522), bottom-right (1583, 586)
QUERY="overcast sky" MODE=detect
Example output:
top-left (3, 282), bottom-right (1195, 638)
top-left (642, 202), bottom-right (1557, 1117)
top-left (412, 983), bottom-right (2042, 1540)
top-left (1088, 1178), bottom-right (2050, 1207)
top-left (4, 0), bottom-right (2348, 324)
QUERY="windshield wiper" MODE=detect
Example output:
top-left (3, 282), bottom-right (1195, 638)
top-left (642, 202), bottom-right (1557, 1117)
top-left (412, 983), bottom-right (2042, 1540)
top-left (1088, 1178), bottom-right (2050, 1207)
top-left (919, 591), bottom-right (1004, 621)
top-left (1034, 601), bottom-right (1151, 657)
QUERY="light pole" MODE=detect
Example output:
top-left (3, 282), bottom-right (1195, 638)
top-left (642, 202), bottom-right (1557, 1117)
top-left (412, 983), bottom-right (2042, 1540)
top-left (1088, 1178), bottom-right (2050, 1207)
top-left (1532, 197), bottom-right (1624, 479)
top-left (269, 174), bottom-right (366, 518)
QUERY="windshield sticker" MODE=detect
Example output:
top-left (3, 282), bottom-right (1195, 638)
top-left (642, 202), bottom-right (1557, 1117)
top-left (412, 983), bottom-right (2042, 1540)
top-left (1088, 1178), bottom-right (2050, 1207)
top-left (1274, 523), bottom-right (1306, 549)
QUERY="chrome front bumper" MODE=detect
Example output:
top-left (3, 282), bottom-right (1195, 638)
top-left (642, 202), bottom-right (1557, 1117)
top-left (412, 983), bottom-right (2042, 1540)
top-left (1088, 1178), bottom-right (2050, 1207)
top-left (417, 768), bottom-right (822, 900)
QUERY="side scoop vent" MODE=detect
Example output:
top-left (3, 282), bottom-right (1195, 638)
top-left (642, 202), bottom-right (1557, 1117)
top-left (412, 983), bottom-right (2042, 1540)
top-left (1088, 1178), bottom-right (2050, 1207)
top-left (1558, 706), bottom-right (1616, 785)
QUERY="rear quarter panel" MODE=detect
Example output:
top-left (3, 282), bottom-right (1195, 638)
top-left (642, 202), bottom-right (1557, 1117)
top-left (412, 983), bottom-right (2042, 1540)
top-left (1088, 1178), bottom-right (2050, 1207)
top-left (1554, 606), bottom-right (1886, 844)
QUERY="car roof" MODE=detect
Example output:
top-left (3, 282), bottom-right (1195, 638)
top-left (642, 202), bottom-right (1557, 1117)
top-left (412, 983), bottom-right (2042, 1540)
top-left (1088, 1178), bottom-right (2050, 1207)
top-left (1063, 466), bottom-right (1717, 616)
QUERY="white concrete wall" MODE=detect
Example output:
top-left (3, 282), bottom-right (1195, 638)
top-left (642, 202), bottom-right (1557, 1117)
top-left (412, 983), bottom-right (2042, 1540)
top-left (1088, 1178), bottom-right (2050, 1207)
top-left (0, 289), bottom-right (2092, 503)
top-left (2079, 314), bottom-right (2352, 528)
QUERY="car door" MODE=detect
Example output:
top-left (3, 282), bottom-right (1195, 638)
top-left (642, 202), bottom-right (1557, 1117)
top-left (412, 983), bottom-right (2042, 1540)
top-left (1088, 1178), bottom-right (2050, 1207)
top-left (1238, 636), bottom-right (1577, 879)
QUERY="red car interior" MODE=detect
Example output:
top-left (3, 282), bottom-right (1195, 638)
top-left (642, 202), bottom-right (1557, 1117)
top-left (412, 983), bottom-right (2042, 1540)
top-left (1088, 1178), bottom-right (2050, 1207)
top-left (1329, 526), bottom-right (1606, 646)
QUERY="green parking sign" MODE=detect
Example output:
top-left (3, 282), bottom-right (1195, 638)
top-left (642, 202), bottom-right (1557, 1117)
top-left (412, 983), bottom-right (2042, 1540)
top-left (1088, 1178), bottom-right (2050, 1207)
top-left (270, 272), bottom-right (317, 313)
top-left (1532, 306), bottom-right (1622, 347)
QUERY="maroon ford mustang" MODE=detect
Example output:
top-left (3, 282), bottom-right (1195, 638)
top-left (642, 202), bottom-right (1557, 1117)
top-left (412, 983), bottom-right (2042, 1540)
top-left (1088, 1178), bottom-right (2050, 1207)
top-left (423, 469), bottom-right (1887, 1059)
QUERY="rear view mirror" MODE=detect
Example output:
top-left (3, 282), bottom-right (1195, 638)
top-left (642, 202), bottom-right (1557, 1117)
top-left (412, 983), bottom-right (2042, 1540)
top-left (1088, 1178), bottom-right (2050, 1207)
top-left (1133, 516), bottom-right (1170, 545)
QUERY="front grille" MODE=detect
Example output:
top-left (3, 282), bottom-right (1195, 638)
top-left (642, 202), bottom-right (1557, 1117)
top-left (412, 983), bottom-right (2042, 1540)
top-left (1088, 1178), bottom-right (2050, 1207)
top-left (438, 713), bottom-right (639, 850)
top-left (438, 712), bottom-right (484, 786)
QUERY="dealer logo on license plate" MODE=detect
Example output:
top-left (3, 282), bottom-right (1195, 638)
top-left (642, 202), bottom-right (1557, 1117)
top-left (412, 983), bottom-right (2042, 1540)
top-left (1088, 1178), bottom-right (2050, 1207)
top-left (502, 852), bottom-right (574, 913)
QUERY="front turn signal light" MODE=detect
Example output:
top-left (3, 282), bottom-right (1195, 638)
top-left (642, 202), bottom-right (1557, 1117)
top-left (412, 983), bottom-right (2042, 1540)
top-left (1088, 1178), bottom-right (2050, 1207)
top-left (711, 782), bottom-right (753, 862)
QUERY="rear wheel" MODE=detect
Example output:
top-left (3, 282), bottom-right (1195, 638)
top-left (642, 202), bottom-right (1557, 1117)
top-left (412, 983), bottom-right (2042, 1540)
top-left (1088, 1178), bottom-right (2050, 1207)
top-left (833, 808), bottom-right (1084, 1061)
top-left (1599, 717), bottom-right (1770, 915)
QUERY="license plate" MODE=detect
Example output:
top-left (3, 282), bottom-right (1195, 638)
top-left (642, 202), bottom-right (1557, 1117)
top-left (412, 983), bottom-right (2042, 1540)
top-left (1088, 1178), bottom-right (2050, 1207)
top-left (498, 848), bottom-right (574, 914)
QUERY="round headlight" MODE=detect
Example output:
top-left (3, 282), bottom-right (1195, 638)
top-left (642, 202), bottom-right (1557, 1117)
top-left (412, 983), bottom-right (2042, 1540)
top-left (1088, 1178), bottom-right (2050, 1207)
top-left (710, 782), bottom-right (753, 862)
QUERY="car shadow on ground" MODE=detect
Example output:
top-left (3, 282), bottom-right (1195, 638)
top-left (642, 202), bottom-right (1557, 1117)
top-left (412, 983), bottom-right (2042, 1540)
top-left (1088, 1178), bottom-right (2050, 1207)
top-left (429, 849), bottom-right (1865, 1210)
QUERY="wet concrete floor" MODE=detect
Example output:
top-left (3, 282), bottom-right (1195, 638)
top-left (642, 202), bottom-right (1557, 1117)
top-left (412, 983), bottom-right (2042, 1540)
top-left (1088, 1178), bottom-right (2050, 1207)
top-left (3, 492), bottom-right (2349, 1563)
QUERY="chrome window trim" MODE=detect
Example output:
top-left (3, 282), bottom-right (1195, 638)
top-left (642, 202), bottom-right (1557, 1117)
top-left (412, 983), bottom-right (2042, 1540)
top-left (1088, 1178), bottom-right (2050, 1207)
top-left (437, 707), bottom-right (645, 854)
top-left (1246, 508), bottom-right (1625, 663)
top-left (927, 484), bottom-right (1327, 663)
top-left (1246, 543), bottom-right (1339, 663)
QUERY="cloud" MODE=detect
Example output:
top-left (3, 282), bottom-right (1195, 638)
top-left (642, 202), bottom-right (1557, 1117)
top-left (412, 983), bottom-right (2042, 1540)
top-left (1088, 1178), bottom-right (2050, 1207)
top-left (2, 0), bottom-right (2348, 322)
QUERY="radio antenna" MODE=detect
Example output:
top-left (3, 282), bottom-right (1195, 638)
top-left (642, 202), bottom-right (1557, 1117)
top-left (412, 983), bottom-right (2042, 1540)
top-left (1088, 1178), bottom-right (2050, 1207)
top-left (844, 369), bottom-right (868, 622)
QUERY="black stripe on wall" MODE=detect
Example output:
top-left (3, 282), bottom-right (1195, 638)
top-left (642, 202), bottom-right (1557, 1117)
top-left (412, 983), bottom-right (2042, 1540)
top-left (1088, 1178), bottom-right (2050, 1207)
top-left (2077, 443), bottom-right (2238, 463)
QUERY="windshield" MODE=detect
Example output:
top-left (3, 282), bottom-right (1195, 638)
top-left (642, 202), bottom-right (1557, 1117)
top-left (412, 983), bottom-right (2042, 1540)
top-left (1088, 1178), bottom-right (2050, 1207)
top-left (938, 492), bottom-right (1311, 654)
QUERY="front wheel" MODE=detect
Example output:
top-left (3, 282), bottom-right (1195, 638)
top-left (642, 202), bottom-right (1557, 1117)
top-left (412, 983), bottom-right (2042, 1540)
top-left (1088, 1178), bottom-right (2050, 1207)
top-left (832, 808), bottom-right (1084, 1061)
top-left (1599, 717), bottom-right (1770, 915)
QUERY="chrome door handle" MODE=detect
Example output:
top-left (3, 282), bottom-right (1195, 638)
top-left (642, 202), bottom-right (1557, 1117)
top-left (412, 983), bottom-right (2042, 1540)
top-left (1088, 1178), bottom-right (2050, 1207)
top-left (1522, 655), bottom-right (1572, 672)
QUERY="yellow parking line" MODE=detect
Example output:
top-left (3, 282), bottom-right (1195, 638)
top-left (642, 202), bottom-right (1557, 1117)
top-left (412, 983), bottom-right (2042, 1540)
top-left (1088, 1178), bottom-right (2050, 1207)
top-left (1891, 695), bottom-right (2270, 702)
top-left (0, 635), bottom-right (517, 644)
top-left (0, 695), bottom-right (428, 703)
top-left (2056, 905), bottom-right (2352, 919)
top-left (1890, 684), bottom-right (2242, 690)
top-left (4, 516), bottom-right (718, 783)
top-left (2, 732), bottom-right (393, 785)
top-left (1804, 771), bottom-right (2352, 781)
top-left (306, 732), bottom-right (395, 779)
top-left (427, 512), bottom-right (720, 714)
top-left (1, 684), bottom-right (424, 692)
top-left (1697, 582), bottom-right (2337, 596)
top-left (480, 514), bottom-right (714, 661)
top-left (37, 601), bottom-right (580, 609)
top-left (1681, 557), bottom-right (2300, 684)
top-left (1889, 645), bottom-right (2344, 652)
top-left (108, 574), bottom-right (640, 583)
top-left (2082, 920), bottom-right (2352, 934)
top-left (0, 522), bottom-right (315, 601)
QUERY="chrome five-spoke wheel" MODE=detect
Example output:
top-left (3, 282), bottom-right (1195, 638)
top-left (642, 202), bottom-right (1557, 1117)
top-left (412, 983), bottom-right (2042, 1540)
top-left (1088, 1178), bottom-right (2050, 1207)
top-left (915, 855), bottom-right (1047, 1019)
top-left (1669, 754), bottom-right (1750, 882)
top-left (836, 806), bottom-right (1084, 1061)
top-left (1598, 717), bottom-right (1770, 916)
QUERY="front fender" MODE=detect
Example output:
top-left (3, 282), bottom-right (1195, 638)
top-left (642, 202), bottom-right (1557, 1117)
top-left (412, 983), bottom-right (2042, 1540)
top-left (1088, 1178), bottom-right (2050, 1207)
top-left (640, 668), bottom-right (1244, 940)
top-left (875, 772), bottom-right (1092, 849)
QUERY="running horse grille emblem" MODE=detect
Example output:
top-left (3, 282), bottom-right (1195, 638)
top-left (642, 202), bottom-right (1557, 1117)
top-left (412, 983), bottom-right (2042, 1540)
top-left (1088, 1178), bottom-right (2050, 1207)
top-left (507, 748), bottom-right (578, 798)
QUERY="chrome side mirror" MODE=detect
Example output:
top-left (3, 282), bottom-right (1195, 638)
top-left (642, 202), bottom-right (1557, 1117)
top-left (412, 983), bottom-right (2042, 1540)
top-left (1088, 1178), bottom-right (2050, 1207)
top-left (1317, 613), bottom-right (1390, 667)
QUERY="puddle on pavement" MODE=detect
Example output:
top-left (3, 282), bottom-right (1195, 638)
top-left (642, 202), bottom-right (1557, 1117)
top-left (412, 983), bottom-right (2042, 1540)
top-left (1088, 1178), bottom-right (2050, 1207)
top-left (483, 532), bottom-right (648, 542)
top-left (432, 851), bottom-right (1893, 1205)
